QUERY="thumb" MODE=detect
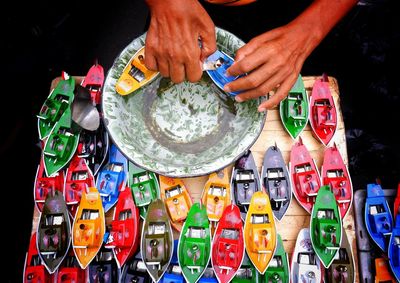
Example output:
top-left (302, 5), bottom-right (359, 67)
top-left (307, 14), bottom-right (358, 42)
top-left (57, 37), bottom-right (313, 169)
top-left (199, 29), bottom-right (217, 61)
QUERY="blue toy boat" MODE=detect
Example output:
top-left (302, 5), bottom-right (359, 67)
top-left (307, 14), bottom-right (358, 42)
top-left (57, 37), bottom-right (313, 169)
top-left (389, 215), bottom-right (400, 281)
top-left (161, 240), bottom-right (184, 283)
top-left (120, 252), bottom-right (152, 283)
top-left (88, 248), bottom-right (119, 283)
top-left (96, 144), bottom-right (128, 212)
top-left (365, 183), bottom-right (393, 251)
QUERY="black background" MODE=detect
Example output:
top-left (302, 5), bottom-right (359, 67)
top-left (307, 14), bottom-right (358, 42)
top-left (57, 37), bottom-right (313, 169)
top-left (3, 0), bottom-right (399, 281)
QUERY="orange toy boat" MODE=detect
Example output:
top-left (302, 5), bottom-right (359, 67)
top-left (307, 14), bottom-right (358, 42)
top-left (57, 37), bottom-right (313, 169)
top-left (375, 258), bottom-right (396, 283)
top-left (244, 191), bottom-right (277, 274)
top-left (159, 176), bottom-right (192, 232)
top-left (72, 187), bottom-right (105, 269)
top-left (202, 168), bottom-right (231, 222)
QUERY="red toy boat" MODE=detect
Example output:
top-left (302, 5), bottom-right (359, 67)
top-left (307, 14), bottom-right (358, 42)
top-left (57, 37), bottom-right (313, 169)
top-left (64, 154), bottom-right (95, 217)
top-left (211, 204), bottom-right (245, 283)
top-left (56, 251), bottom-right (86, 283)
top-left (105, 188), bottom-right (140, 268)
top-left (34, 158), bottom-right (64, 212)
top-left (394, 183), bottom-right (400, 219)
top-left (309, 74), bottom-right (338, 146)
top-left (81, 61), bottom-right (104, 105)
top-left (23, 233), bottom-right (53, 283)
top-left (289, 138), bottom-right (321, 214)
top-left (321, 144), bottom-right (353, 218)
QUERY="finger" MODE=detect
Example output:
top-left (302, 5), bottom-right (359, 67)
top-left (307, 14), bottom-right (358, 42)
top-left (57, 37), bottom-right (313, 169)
top-left (199, 27), bottom-right (217, 61)
top-left (227, 45), bottom-right (274, 77)
top-left (157, 57), bottom-right (170, 78)
top-left (185, 59), bottom-right (203, 82)
top-left (225, 62), bottom-right (278, 92)
top-left (257, 74), bottom-right (298, 111)
top-left (144, 51), bottom-right (158, 72)
top-left (169, 62), bottom-right (185, 84)
top-left (234, 39), bottom-right (260, 62)
top-left (233, 71), bottom-right (282, 102)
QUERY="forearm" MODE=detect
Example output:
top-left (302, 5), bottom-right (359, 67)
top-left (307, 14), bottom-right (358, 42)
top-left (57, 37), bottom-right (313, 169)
top-left (290, 0), bottom-right (358, 55)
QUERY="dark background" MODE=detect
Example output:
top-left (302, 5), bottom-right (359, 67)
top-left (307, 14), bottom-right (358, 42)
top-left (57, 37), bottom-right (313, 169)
top-left (3, 0), bottom-right (398, 281)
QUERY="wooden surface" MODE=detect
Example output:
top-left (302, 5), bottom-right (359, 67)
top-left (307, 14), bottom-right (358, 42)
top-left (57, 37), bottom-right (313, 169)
top-left (32, 75), bottom-right (358, 282)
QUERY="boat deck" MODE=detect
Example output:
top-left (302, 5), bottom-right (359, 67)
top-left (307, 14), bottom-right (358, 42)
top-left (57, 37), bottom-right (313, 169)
top-left (31, 75), bottom-right (358, 281)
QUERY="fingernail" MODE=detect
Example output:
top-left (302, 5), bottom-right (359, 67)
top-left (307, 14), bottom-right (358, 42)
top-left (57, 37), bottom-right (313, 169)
top-left (235, 96), bottom-right (243, 102)
top-left (224, 85), bottom-right (231, 92)
top-left (258, 107), bottom-right (267, 112)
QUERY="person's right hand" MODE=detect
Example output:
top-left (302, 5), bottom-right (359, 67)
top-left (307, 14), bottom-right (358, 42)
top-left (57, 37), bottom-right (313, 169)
top-left (144, 0), bottom-right (216, 83)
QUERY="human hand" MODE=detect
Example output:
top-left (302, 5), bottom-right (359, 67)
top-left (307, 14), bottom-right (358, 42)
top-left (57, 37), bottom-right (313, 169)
top-left (224, 22), bottom-right (320, 112)
top-left (144, 0), bottom-right (216, 83)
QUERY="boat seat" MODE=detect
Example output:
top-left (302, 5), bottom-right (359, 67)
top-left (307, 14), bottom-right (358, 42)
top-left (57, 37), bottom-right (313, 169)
top-left (74, 220), bottom-right (97, 248)
top-left (131, 176), bottom-right (155, 207)
top-left (97, 169), bottom-right (120, 196)
top-left (38, 99), bottom-right (67, 123)
top-left (166, 194), bottom-right (190, 223)
top-left (368, 212), bottom-right (392, 234)
top-left (45, 129), bottom-right (75, 160)
top-left (182, 237), bottom-right (207, 267)
top-left (206, 190), bottom-right (226, 220)
top-left (145, 234), bottom-right (168, 264)
top-left (316, 218), bottom-right (340, 248)
top-left (313, 103), bottom-right (335, 128)
top-left (234, 181), bottom-right (255, 206)
top-left (296, 171), bottom-right (319, 198)
top-left (40, 226), bottom-right (62, 252)
top-left (215, 238), bottom-right (239, 268)
top-left (111, 221), bottom-right (132, 248)
top-left (287, 96), bottom-right (306, 121)
top-left (249, 226), bottom-right (272, 253)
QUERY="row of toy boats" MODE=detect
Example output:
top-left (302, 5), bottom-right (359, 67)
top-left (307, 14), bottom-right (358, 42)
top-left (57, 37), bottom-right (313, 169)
top-left (364, 183), bottom-right (400, 281)
top-left (280, 74), bottom-right (338, 146)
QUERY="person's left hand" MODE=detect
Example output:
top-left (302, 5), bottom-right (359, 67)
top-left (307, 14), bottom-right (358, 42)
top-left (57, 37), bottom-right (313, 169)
top-left (224, 21), bottom-right (320, 112)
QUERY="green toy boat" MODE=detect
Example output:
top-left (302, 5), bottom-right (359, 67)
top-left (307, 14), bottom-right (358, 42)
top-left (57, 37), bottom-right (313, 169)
top-left (38, 72), bottom-right (75, 140)
top-left (310, 185), bottom-right (342, 268)
top-left (279, 75), bottom-right (308, 139)
top-left (129, 162), bottom-right (160, 219)
top-left (263, 234), bottom-right (289, 283)
top-left (43, 107), bottom-right (80, 177)
top-left (178, 203), bottom-right (211, 283)
top-left (232, 253), bottom-right (261, 283)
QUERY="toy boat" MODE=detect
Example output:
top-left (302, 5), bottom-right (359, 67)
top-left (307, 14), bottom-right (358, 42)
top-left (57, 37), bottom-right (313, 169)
top-left (263, 234), bottom-right (289, 283)
top-left (72, 187), bottom-right (105, 269)
top-left (204, 50), bottom-right (243, 96)
top-left (321, 144), bottom-right (353, 219)
top-left (290, 228), bottom-right (322, 283)
top-left (88, 248), bottom-right (119, 283)
top-left (34, 158), bottom-right (64, 212)
top-left (244, 191), bottom-right (277, 274)
top-left (178, 203), bottom-right (212, 283)
top-left (129, 162), bottom-right (160, 219)
top-left (231, 252), bottom-right (261, 283)
top-left (38, 72), bottom-right (75, 140)
top-left (121, 252), bottom-right (152, 283)
top-left (160, 176), bottom-right (192, 232)
top-left (37, 191), bottom-right (71, 274)
top-left (77, 121), bottom-right (109, 176)
top-left (375, 258), bottom-right (396, 283)
top-left (56, 251), bottom-right (86, 283)
top-left (279, 75), bottom-right (309, 139)
top-left (394, 183), bottom-right (400, 219)
top-left (211, 204), bottom-right (245, 283)
top-left (261, 144), bottom-right (292, 221)
top-left (310, 186), bottom-right (342, 268)
top-left (115, 46), bottom-right (159, 95)
top-left (23, 233), bottom-right (52, 283)
top-left (326, 230), bottom-right (355, 283)
top-left (290, 138), bottom-right (321, 214)
top-left (389, 215), bottom-right (400, 281)
top-left (365, 183), bottom-right (393, 251)
top-left (81, 61), bottom-right (104, 105)
top-left (64, 154), bottom-right (95, 217)
top-left (96, 144), bottom-right (128, 212)
top-left (141, 199), bottom-right (174, 283)
top-left (43, 107), bottom-right (80, 177)
top-left (202, 168), bottom-right (231, 222)
top-left (309, 74), bottom-right (337, 146)
top-left (231, 150), bottom-right (262, 220)
top-left (105, 188), bottom-right (140, 268)
top-left (161, 239), bottom-right (184, 283)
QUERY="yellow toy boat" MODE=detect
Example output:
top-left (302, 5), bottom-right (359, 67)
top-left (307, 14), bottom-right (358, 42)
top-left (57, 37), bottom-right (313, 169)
top-left (115, 46), bottom-right (159, 95)
top-left (159, 176), bottom-right (193, 232)
top-left (244, 191), bottom-right (277, 275)
top-left (72, 187), bottom-right (105, 269)
top-left (202, 168), bottom-right (231, 222)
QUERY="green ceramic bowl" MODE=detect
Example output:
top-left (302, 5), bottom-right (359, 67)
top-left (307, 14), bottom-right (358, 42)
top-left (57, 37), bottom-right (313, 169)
top-left (102, 27), bottom-right (266, 177)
